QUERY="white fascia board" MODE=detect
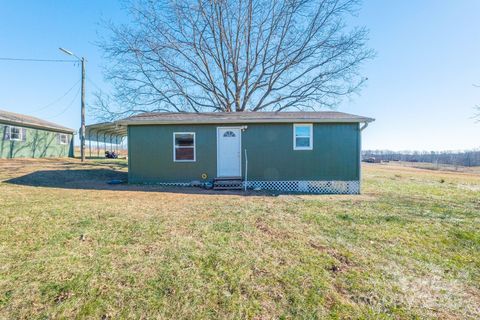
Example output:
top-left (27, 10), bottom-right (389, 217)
top-left (116, 118), bottom-right (375, 126)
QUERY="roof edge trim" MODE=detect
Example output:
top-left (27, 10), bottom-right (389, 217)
top-left (116, 117), bottom-right (375, 126)
top-left (0, 119), bottom-right (74, 134)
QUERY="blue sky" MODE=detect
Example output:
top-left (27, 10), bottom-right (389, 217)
top-left (0, 0), bottom-right (479, 151)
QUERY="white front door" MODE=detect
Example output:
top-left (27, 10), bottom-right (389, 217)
top-left (217, 127), bottom-right (242, 177)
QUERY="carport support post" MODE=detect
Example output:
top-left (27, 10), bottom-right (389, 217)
top-left (96, 132), bottom-right (99, 158)
top-left (103, 133), bottom-right (107, 155)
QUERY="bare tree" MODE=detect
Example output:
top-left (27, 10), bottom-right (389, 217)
top-left (96, 0), bottom-right (373, 119)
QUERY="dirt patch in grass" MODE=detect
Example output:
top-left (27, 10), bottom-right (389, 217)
top-left (308, 241), bottom-right (353, 274)
top-left (255, 218), bottom-right (291, 240)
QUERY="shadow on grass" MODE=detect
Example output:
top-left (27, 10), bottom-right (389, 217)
top-left (7, 169), bottom-right (127, 190)
top-left (6, 169), bottom-right (276, 196)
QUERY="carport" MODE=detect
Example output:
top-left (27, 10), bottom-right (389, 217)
top-left (85, 122), bottom-right (127, 158)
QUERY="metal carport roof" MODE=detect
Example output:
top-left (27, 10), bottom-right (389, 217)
top-left (85, 122), bottom-right (127, 141)
top-left (84, 122), bottom-right (127, 157)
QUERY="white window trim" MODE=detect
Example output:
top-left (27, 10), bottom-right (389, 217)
top-left (8, 126), bottom-right (22, 141)
top-left (59, 134), bottom-right (69, 145)
top-left (173, 132), bottom-right (196, 162)
top-left (293, 123), bottom-right (313, 150)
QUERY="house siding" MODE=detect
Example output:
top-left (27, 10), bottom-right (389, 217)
top-left (0, 124), bottom-right (74, 159)
top-left (127, 123), bottom-right (360, 183)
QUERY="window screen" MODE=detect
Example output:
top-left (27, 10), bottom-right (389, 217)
top-left (10, 127), bottom-right (21, 140)
top-left (294, 124), bottom-right (312, 150)
top-left (174, 133), bottom-right (195, 161)
top-left (59, 134), bottom-right (68, 144)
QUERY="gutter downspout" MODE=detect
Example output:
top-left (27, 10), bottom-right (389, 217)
top-left (360, 122), bottom-right (369, 131)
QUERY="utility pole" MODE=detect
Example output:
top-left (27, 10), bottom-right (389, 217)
top-left (59, 47), bottom-right (86, 162)
top-left (80, 57), bottom-right (86, 162)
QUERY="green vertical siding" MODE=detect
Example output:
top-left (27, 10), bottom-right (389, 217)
top-left (128, 123), bottom-right (360, 183)
top-left (0, 124), bottom-right (74, 158)
top-left (128, 125), bottom-right (217, 183)
top-left (242, 123), bottom-right (360, 181)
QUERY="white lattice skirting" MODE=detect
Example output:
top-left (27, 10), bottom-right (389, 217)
top-left (152, 182), bottom-right (190, 187)
top-left (148, 180), bottom-right (360, 194)
top-left (245, 180), bottom-right (360, 194)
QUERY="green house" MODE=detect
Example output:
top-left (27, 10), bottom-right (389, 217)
top-left (0, 109), bottom-right (74, 159)
top-left (89, 112), bottom-right (374, 194)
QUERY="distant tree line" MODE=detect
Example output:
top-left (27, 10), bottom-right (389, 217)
top-left (362, 149), bottom-right (480, 167)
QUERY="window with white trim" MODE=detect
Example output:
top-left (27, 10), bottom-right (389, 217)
top-left (59, 134), bottom-right (68, 145)
top-left (173, 132), bottom-right (195, 161)
top-left (9, 126), bottom-right (22, 141)
top-left (293, 124), bottom-right (313, 150)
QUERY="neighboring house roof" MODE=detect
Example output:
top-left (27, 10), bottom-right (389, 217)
top-left (117, 111), bottom-right (375, 125)
top-left (0, 109), bottom-right (74, 134)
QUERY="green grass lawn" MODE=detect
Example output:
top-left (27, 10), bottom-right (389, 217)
top-left (0, 159), bottom-right (479, 319)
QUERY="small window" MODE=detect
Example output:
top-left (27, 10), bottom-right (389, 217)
top-left (223, 131), bottom-right (236, 138)
top-left (173, 132), bottom-right (195, 162)
top-left (9, 126), bottom-right (22, 141)
top-left (293, 124), bottom-right (313, 150)
top-left (59, 134), bottom-right (68, 145)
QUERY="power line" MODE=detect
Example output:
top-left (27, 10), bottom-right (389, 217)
top-left (86, 76), bottom-right (107, 93)
top-left (48, 86), bottom-right (82, 119)
top-left (0, 57), bottom-right (77, 63)
top-left (33, 79), bottom-right (81, 112)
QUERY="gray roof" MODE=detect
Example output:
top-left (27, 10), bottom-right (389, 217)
top-left (84, 111), bottom-right (374, 141)
top-left (0, 109), bottom-right (74, 133)
top-left (117, 111), bottom-right (374, 125)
